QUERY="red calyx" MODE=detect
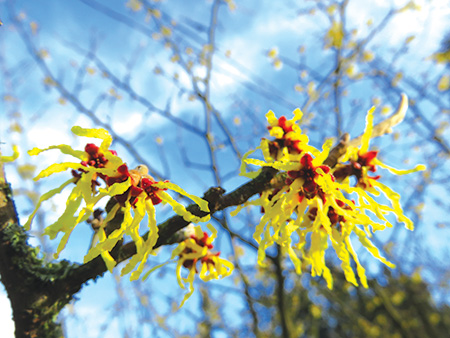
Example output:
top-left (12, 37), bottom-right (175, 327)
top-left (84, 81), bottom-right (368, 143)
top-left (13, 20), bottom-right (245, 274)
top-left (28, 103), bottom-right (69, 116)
top-left (277, 116), bottom-right (294, 133)
top-left (333, 150), bottom-right (380, 185)
top-left (83, 143), bottom-right (109, 169)
top-left (141, 178), bottom-right (168, 205)
top-left (287, 154), bottom-right (332, 199)
top-left (85, 143), bottom-right (99, 156)
top-left (106, 164), bottom-right (130, 186)
top-left (190, 232), bottom-right (214, 250)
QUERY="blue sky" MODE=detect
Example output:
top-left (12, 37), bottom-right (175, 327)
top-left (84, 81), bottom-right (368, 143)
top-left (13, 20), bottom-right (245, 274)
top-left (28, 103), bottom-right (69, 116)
top-left (1, 0), bottom-right (450, 336)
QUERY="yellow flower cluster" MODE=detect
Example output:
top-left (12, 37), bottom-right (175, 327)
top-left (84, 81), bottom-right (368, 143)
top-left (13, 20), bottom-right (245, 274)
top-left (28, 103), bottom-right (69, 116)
top-left (171, 224), bottom-right (234, 307)
top-left (25, 126), bottom-right (210, 279)
top-left (234, 107), bottom-right (425, 288)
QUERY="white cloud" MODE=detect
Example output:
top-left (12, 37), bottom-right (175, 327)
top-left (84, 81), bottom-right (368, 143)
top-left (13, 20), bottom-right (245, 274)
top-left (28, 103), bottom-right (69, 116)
top-left (112, 112), bottom-right (143, 135)
top-left (212, 65), bottom-right (239, 89)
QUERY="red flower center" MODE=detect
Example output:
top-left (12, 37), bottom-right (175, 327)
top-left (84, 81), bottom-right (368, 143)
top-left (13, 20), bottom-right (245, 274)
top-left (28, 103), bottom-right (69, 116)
top-left (334, 151), bottom-right (381, 188)
top-left (81, 143), bottom-right (110, 169)
top-left (286, 154), bottom-right (332, 199)
top-left (267, 116), bottom-right (303, 157)
top-left (180, 232), bottom-right (217, 272)
top-left (141, 178), bottom-right (167, 205)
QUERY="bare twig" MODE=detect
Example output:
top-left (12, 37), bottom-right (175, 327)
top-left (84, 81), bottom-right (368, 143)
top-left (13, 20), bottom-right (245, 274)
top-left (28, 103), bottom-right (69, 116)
top-left (325, 93), bottom-right (409, 167)
top-left (348, 93), bottom-right (409, 148)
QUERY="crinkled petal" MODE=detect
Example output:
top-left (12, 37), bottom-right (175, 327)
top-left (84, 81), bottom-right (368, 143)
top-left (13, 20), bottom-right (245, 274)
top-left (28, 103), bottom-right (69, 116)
top-left (322, 266), bottom-right (333, 289)
top-left (171, 243), bottom-right (187, 260)
top-left (360, 106), bottom-right (375, 154)
top-left (157, 190), bottom-right (209, 223)
top-left (330, 228), bottom-right (358, 286)
top-left (34, 162), bottom-right (86, 181)
top-left (85, 204), bottom-right (131, 264)
top-left (240, 146), bottom-right (262, 177)
top-left (71, 126), bottom-right (113, 151)
top-left (43, 188), bottom-right (83, 240)
top-left (312, 138), bottom-right (333, 166)
top-left (155, 181), bottom-right (210, 214)
top-left (101, 252), bottom-right (117, 273)
top-left (310, 231), bottom-right (327, 277)
top-left (49, 195), bottom-right (92, 258)
top-left (144, 199), bottom-right (159, 245)
top-left (288, 244), bottom-right (302, 274)
top-left (126, 197), bottom-right (161, 281)
top-left (206, 223), bottom-right (218, 241)
top-left (200, 256), bottom-right (234, 282)
top-left (141, 261), bottom-right (170, 281)
top-left (371, 180), bottom-right (414, 230)
top-left (269, 126), bottom-right (284, 139)
top-left (353, 227), bottom-right (395, 268)
top-left (345, 236), bottom-right (368, 288)
top-left (28, 145), bottom-right (86, 160)
top-left (179, 268), bottom-right (196, 308)
top-left (244, 158), bottom-right (298, 171)
top-left (99, 178), bottom-right (131, 196)
top-left (374, 159), bottom-right (426, 175)
top-left (292, 108), bottom-right (303, 122)
top-left (24, 178), bottom-right (75, 230)
top-left (265, 110), bottom-right (278, 126)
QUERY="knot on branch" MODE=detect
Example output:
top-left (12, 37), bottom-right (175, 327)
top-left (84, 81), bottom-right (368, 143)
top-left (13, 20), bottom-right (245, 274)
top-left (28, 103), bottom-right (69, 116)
top-left (203, 186), bottom-right (226, 213)
top-left (324, 133), bottom-right (350, 168)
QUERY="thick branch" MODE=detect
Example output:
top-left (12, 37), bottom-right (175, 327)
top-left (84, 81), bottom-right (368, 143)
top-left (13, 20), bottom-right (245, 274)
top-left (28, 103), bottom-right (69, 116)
top-left (0, 178), bottom-right (77, 337)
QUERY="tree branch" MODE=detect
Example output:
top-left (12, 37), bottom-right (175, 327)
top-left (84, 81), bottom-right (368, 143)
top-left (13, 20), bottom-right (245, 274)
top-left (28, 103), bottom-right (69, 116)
top-left (65, 93), bottom-right (411, 289)
top-left (0, 171), bottom-right (77, 337)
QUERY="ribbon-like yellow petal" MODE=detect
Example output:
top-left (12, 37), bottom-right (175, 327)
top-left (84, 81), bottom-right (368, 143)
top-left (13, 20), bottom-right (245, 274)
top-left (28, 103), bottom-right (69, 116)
top-left (71, 126), bottom-right (113, 151)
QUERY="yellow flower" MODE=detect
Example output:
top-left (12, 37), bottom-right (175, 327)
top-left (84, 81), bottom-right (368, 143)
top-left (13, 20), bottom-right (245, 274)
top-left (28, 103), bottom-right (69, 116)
top-left (171, 224), bottom-right (234, 307)
top-left (25, 126), bottom-right (128, 259)
top-left (240, 108), bottom-right (317, 178)
top-left (235, 105), bottom-right (425, 289)
top-left (263, 108), bottom-right (316, 161)
top-left (25, 126), bottom-right (210, 277)
top-left (333, 106), bottom-right (425, 230)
